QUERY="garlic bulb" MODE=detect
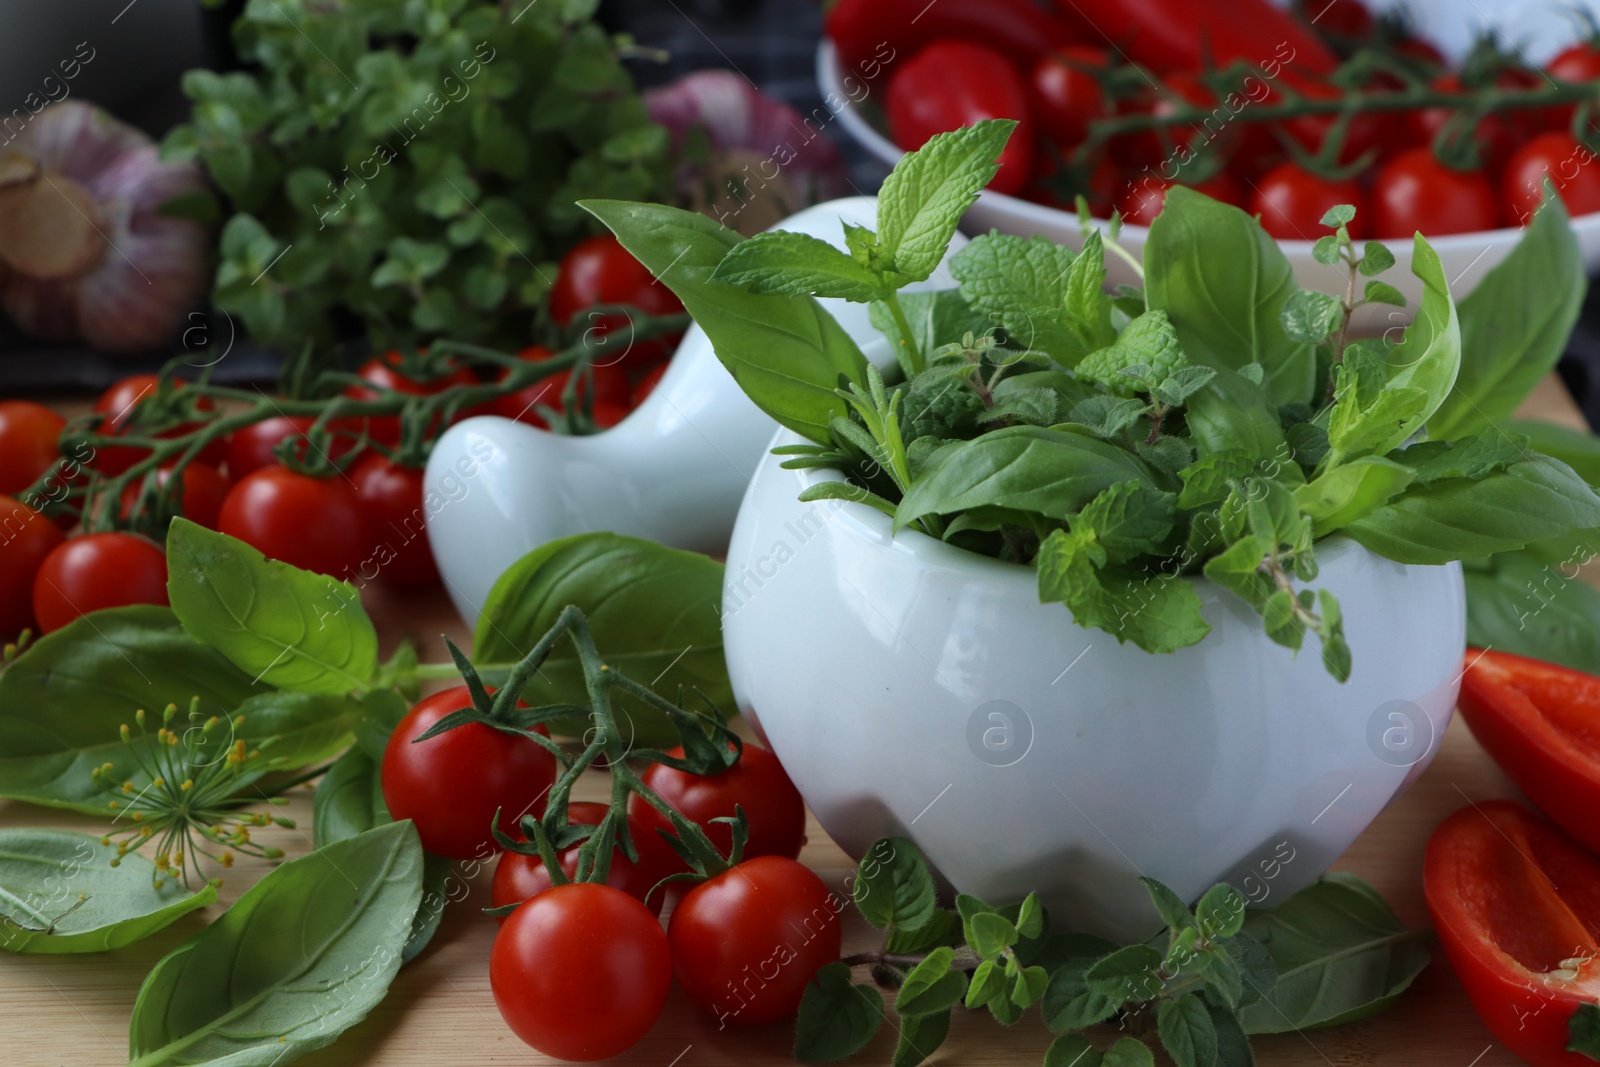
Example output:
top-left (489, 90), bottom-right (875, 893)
top-left (0, 102), bottom-right (211, 354)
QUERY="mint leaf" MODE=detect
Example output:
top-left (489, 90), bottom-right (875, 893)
top-left (1281, 289), bottom-right (1343, 345)
top-left (1038, 529), bottom-right (1211, 654)
top-left (794, 963), bottom-right (883, 1063)
top-left (1152, 365), bottom-right (1218, 408)
top-left (853, 837), bottom-right (938, 932)
top-left (1077, 310), bottom-right (1186, 389)
top-left (1158, 994), bottom-right (1219, 1067)
top-left (1178, 450), bottom-right (1258, 508)
top-left (949, 231), bottom-right (1112, 364)
top-left (1568, 1003), bottom-right (1600, 1060)
top-left (1361, 241), bottom-right (1396, 275)
top-left (878, 119), bottom-right (1017, 283)
top-left (711, 230), bottom-right (885, 302)
top-left (1078, 483), bottom-right (1179, 562)
top-left (896, 947), bottom-right (969, 1016)
top-left (1398, 432), bottom-right (1528, 487)
top-left (1063, 395), bottom-right (1149, 439)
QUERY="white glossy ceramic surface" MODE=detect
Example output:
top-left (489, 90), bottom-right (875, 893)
top-left (425, 196), bottom-right (967, 625)
top-left (722, 434), bottom-right (1467, 941)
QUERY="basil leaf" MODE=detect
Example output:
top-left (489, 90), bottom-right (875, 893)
top-left (1145, 186), bottom-right (1313, 406)
top-left (1570, 1003), bottom-right (1600, 1059)
top-left (1430, 196), bottom-right (1585, 440)
top-left (1346, 456), bottom-right (1600, 564)
top-left (581, 198), bottom-right (868, 444)
top-left (793, 961), bottom-right (883, 1063)
top-left (473, 532), bottom-right (729, 746)
top-left (895, 947), bottom-right (968, 1016)
top-left (711, 230), bottom-right (885, 302)
top-left (893, 1009), bottom-right (951, 1067)
top-left (0, 830), bottom-right (216, 954)
top-left (232, 689), bottom-right (365, 771)
top-left (854, 837), bottom-right (938, 932)
top-left (877, 120), bottom-right (1014, 283)
top-left (1374, 234), bottom-right (1460, 451)
top-left (1158, 993), bottom-right (1219, 1067)
top-left (1184, 368), bottom-right (1289, 464)
top-left (166, 519), bottom-right (377, 695)
top-left (1239, 872), bottom-right (1430, 1034)
top-left (1293, 457), bottom-right (1415, 537)
top-left (128, 821), bottom-right (424, 1067)
top-left (1510, 418), bottom-right (1600, 485)
top-left (0, 605), bottom-right (267, 813)
top-left (1465, 551), bottom-right (1600, 675)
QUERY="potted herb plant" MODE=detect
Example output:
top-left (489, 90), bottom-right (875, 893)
top-left (581, 121), bottom-right (1600, 939)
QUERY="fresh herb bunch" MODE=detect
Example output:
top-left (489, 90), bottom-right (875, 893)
top-left (164, 0), bottom-right (674, 353)
top-left (585, 119), bottom-right (1600, 682)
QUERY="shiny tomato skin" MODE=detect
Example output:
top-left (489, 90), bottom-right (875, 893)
top-left (0, 401), bottom-right (65, 496)
top-left (1251, 163), bottom-right (1367, 240)
top-left (1116, 171), bottom-right (1243, 226)
top-left (887, 41), bottom-right (1033, 197)
top-left (629, 742), bottom-right (806, 876)
top-left (669, 856), bottom-right (843, 1027)
top-left (1501, 132), bottom-right (1600, 226)
top-left (92, 375), bottom-right (223, 475)
top-left (0, 496), bottom-right (65, 637)
top-left (1411, 74), bottom-right (1520, 172)
top-left (348, 453), bottom-right (438, 586)
top-left (216, 467), bottom-right (369, 578)
top-left (490, 345), bottom-right (631, 428)
top-left (492, 801), bottom-right (668, 918)
top-left (490, 882), bottom-right (671, 1061)
top-left (225, 414), bottom-right (360, 479)
top-left (549, 237), bottom-right (686, 370)
top-left (1371, 147), bottom-right (1497, 238)
top-left (32, 532), bottom-right (168, 634)
top-left (1030, 46), bottom-right (1108, 148)
top-left (381, 685), bottom-right (557, 861)
top-left (343, 353), bottom-right (479, 447)
top-left (1545, 45), bottom-right (1600, 131)
top-left (119, 463), bottom-right (232, 531)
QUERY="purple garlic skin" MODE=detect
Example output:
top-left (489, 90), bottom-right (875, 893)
top-left (0, 101), bottom-right (212, 354)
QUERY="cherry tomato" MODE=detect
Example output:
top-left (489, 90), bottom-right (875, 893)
top-left (1394, 36), bottom-right (1448, 70)
top-left (1276, 75), bottom-right (1396, 167)
top-left (226, 414), bottom-right (360, 479)
top-left (629, 743), bottom-right (806, 877)
top-left (490, 345), bottom-right (631, 429)
top-left (92, 375), bottom-right (224, 476)
top-left (887, 41), bottom-right (1033, 197)
top-left (0, 496), bottom-right (65, 637)
top-left (1030, 46), bottom-right (1108, 148)
top-left (1501, 132), bottom-right (1600, 226)
top-left (0, 401), bottom-right (65, 496)
top-left (1546, 44), bottom-right (1600, 132)
top-left (826, 0), bottom-right (1078, 81)
top-left (590, 401), bottom-right (628, 430)
top-left (217, 467), bottom-right (369, 578)
top-left (1411, 74), bottom-right (1519, 172)
top-left (380, 685), bottom-right (557, 861)
top-left (119, 463), bottom-right (232, 531)
top-left (348, 453), bottom-right (438, 586)
top-left (1115, 171), bottom-right (1243, 226)
top-left (1112, 71), bottom-right (1225, 169)
top-left (490, 882), bottom-right (671, 1061)
top-left (1251, 162), bottom-right (1368, 240)
top-left (343, 352), bottom-right (479, 448)
top-left (549, 236), bottom-right (686, 370)
top-left (631, 363), bottom-right (668, 407)
top-left (1306, 0), bottom-right (1375, 41)
top-left (1371, 147), bottom-right (1498, 238)
top-left (670, 855), bottom-right (843, 1027)
top-left (492, 801), bottom-right (669, 919)
top-left (32, 532), bottom-right (167, 634)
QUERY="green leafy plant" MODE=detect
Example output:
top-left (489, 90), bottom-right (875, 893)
top-left (588, 120), bottom-right (1600, 681)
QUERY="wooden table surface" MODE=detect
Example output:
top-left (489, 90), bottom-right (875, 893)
top-left (2, 374), bottom-right (1588, 1067)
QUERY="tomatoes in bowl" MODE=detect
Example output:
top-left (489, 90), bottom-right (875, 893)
top-left (887, 41), bottom-right (1033, 196)
top-left (1501, 132), bottom-right (1600, 227)
top-left (1251, 163), bottom-right (1367, 240)
top-left (549, 236), bottom-right (685, 370)
top-left (1371, 147), bottom-right (1498, 238)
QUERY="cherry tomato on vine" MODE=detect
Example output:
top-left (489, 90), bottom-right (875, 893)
top-left (1112, 70), bottom-right (1226, 169)
top-left (629, 742), bottom-right (805, 876)
top-left (92, 375), bottom-right (223, 475)
top-left (1030, 46), bottom-right (1108, 148)
top-left (1410, 74), bottom-right (1520, 173)
top-left (1251, 162), bottom-right (1367, 240)
top-left (0, 496), bottom-right (65, 637)
top-left (1276, 75), bottom-right (1399, 167)
top-left (343, 352), bottom-right (479, 448)
top-left (549, 236), bottom-right (686, 370)
top-left (492, 801), bottom-right (669, 919)
top-left (1546, 43), bottom-right (1600, 132)
top-left (217, 467), bottom-right (369, 578)
top-left (631, 363), bottom-right (668, 408)
top-left (490, 882), bottom-right (671, 1061)
top-left (381, 685), bottom-right (556, 861)
top-left (490, 345), bottom-right (631, 429)
top-left (225, 414), bottom-right (360, 479)
top-left (1305, 0), bottom-right (1375, 41)
top-left (1371, 147), bottom-right (1498, 238)
top-left (0, 401), bottom-right (65, 497)
top-left (32, 532), bottom-right (168, 634)
top-left (1115, 171), bottom-right (1243, 226)
top-left (1394, 36), bottom-right (1448, 69)
top-left (348, 453), bottom-right (438, 586)
top-left (887, 41), bottom-right (1033, 197)
top-left (1501, 132), bottom-right (1600, 226)
top-left (670, 855), bottom-right (843, 1027)
top-left (118, 462), bottom-right (232, 531)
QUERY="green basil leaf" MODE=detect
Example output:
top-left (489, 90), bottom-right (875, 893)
top-left (877, 120), bottom-right (1015, 283)
top-left (1184, 368), bottom-right (1289, 464)
top-left (1372, 234), bottom-right (1459, 451)
top-left (0, 605), bottom-right (267, 813)
top-left (473, 532), bottom-right (729, 746)
top-left (233, 689), bottom-right (365, 771)
top-left (1346, 456), bottom-right (1600, 564)
top-left (1430, 196), bottom-right (1585, 439)
top-left (854, 837), bottom-right (938, 932)
top-left (1085, 943), bottom-right (1165, 1001)
top-left (1104, 1037), bottom-right (1157, 1067)
top-left (895, 946), bottom-right (968, 1016)
top-left (128, 821), bottom-right (424, 1067)
top-left (793, 961), bottom-right (884, 1063)
top-left (1042, 956), bottom-right (1121, 1030)
top-left (165, 519), bottom-right (377, 695)
top-left (1145, 186), bottom-right (1313, 406)
top-left (893, 1009), bottom-right (951, 1067)
top-left (1239, 872), bottom-right (1431, 1034)
top-left (1292, 457), bottom-right (1415, 537)
top-left (1046, 1035), bottom-right (1105, 1067)
top-left (581, 199), bottom-right (868, 444)
top-left (1511, 418), bottom-right (1600, 486)
top-left (0, 830), bottom-right (216, 954)
top-left (1158, 993), bottom-right (1219, 1067)
top-left (1196, 884), bottom-right (1247, 940)
top-left (711, 229), bottom-right (886, 302)
top-left (1465, 550), bottom-right (1600, 675)
top-left (1569, 1003), bottom-right (1600, 1059)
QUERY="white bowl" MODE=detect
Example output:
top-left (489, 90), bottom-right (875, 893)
top-left (819, 30), bottom-right (1600, 326)
top-left (722, 433), bottom-right (1467, 941)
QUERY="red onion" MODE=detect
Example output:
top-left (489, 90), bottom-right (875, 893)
top-left (0, 101), bottom-right (211, 354)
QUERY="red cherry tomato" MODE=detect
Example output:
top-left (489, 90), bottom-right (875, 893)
top-left (590, 400), bottom-right (628, 430)
top-left (887, 41), bottom-right (1033, 197)
top-left (1546, 44), bottom-right (1600, 132)
top-left (1030, 46), bottom-right (1108, 148)
top-left (380, 685), bottom-right (557, 861)
top-left (826, 0), bottom-right (1079, 82)
top-left (0, 401), bottom-right (65, 496)
top-left (1276, 75), bottom-right (1397, 167)
top-left (631, 363), bottom-right (668, 408)
top-left (1057, 0), bottom-right (1336, 76)
top-left (119, 463), bottom-right (232, 531)
top-left (669, 855), bottom-right (843, 1027)
top-left (1371, 147), bottom-right (1498, 238)
top-left (1115, 171), bottom-right (1243, 226)
top-left (343, 352), bottom-right (479, 448)
top-left (492, 801), bottom-right (668, 919)
top-left (226, 414), bottom-right (360, 479)
top-left (92, 375), bottom-right (223, 475)
top-left (348, 453), bottom-right (438, 586)
top-left (1306, 0), bottom-right (1375, 41)
top-left (490, 345), bottom-right (631, 428)
top-left (217, 467), bottom-right (369, 578)
top-left (1501, 132), bottom-right (1600, 226)
top-left (1411, 74), bottom-right (1519, 172)
top-left (490, 882), bottom-right (671, 1061)
top-left (549, 236), bottom-right (686, 370)
top-left (32, 532), bottom-right (168, 634)
top-left (628, 742), bottom-right (806, 877)
top-left (1251, 162), bottom-right (1368, 240)
top-left (0, 496), bottom-right (65, 637)
top-left (1112, 71), bottom-right (1225, 169)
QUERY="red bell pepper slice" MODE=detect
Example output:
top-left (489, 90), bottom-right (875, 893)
top-left (1458, 650), bottom-right (1600, 856)
top-left (1425, 800), bottom-right (1600, 1066)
